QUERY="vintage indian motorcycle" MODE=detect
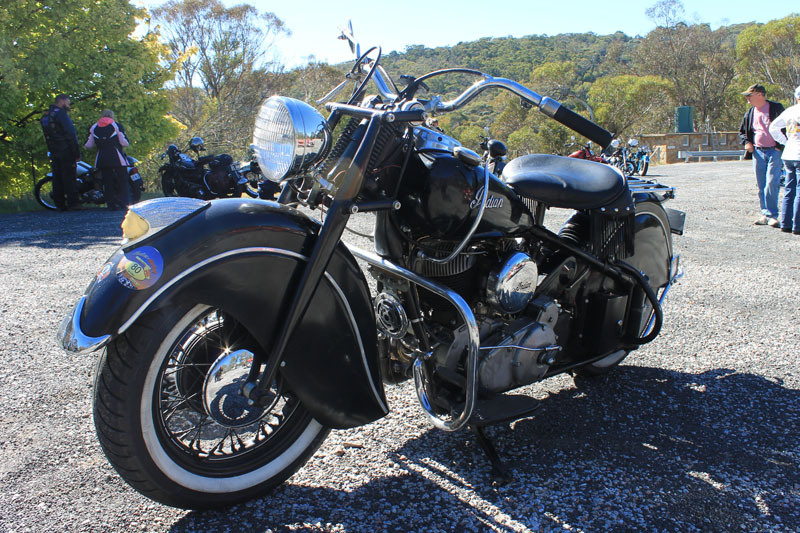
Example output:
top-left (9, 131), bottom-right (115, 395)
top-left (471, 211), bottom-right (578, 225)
top-left (58, 26), bottom-right (685, 509)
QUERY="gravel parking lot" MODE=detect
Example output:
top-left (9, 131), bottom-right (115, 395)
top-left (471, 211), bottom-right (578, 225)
top-left (0, 159), bottom-right (798, 532)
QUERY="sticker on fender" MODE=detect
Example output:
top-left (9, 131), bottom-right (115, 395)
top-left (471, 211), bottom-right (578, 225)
top-left (116, 246), bottom-right (164, 290)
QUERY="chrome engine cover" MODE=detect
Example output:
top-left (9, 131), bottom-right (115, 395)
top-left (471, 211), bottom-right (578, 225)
top-left (486, 251), bottom-right (538, 314)
top-left (431, 298), bottom-right (561, 394)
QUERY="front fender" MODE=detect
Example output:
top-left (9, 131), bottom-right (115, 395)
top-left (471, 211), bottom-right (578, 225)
top-left (59, 198), bottom-right (386, 428)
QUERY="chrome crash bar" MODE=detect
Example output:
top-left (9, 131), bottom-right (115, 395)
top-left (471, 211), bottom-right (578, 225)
top-left (345, 243), bottom-right (479, 432)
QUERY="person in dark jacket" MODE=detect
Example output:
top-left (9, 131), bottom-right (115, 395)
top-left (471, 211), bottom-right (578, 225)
top-left (84, 110), bottom-right (131, 210)
top-left (738, 84), bottom-right (785, 227)
top-left (42, 94), bottom-right (81, 210)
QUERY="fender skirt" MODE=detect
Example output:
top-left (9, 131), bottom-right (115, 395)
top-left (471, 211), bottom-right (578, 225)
top-left (66, 198), bottom-right (387, 429)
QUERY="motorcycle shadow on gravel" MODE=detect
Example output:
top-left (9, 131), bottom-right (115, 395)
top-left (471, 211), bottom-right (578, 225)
top-left (0, 210), bottom-right (125, 250)
top-left (167, 365), bottom-right (799, 531)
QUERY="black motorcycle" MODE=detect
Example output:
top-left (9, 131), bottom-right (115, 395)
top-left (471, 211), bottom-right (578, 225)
top-left (35, 155), bottom-right (143, 210)
top-left (58, 25), bottom-right (684, 509)
top-left (159, 137), bottom-right (255, 199)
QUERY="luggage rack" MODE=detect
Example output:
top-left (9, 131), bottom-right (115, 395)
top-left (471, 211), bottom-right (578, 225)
top-left (628, 177), bottom-right (675, 199)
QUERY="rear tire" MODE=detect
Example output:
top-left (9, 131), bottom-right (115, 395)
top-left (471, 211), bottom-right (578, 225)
top-left (574, 201), bottom-right (672, 377)
top-left (93, 303), bottom-right (329, 509)
top-left (34, 176), bottom-right (58, 210)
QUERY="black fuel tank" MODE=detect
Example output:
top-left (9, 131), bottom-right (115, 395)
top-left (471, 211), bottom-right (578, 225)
top-left (396, 152), bottom-right (533, 240)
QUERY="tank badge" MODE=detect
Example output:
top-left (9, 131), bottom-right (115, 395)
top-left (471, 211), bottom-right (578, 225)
top-left (470, 186), bottom-right (504, 209)
top-left (116, 246), bottom-right (164, 290)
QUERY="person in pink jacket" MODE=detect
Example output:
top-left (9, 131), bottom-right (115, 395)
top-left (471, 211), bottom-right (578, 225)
top-left (769, 86), bottom-right (800, 235)
top-left (85, 110), bottom-right (131, 210)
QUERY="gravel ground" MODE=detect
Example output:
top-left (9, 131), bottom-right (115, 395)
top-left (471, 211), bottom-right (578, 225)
top-left (0, 159), bottom-right (798, 532)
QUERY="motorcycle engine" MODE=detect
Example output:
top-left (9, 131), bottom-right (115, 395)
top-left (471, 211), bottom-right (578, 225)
top-left (432, 297), bottom-right (559, 393)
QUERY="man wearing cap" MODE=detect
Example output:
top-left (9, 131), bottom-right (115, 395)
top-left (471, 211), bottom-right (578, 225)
top-left (738, 84), bottom-right (785, 227)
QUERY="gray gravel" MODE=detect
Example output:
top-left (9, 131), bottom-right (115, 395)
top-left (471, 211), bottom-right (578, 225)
top-left (0, 159), bottom-right (798, 532)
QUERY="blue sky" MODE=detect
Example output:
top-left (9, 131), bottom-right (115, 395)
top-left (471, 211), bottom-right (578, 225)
top-left (138, 1), bottom-right (799, 68)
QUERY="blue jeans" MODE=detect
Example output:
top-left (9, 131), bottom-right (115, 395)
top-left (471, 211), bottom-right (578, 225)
top-left (781, 159), bottom-right (800, 232)
top-left (753, 147), bottom-right (782, 218)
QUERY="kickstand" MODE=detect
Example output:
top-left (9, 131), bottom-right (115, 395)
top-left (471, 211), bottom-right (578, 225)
top-left (470, 425), bottom-right (512, 486)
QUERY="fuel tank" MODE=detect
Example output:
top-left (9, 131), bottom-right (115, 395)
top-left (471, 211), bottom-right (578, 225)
top-left (396, 152), bottom-right (533, 240)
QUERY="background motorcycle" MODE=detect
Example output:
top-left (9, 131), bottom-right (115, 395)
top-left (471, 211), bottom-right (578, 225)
top-left (628, 139), bottom-right (651, 176)
top-left (567, 138), bottom-right (606, 162)
top-left (59, 24), bottom-right (684, 509)
top-left (159, 137), bottom-right (253, 199)
top-left (605, 139), bottom-right (635, 176)
top-left (35, 155), bottom-right (143, 210)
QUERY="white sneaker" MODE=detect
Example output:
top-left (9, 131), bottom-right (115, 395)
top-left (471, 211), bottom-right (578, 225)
top-left (754, 215), bottom-right (769, 225)
top-left (767, 217), bottom-right (780, 227)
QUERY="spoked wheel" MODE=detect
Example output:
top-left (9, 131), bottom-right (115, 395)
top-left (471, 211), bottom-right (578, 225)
top-left (622, 161), bottom-right (636, 177)
top-left (93, 304), bottom-right (329, 509)
top-left (34, 176), bottom-right (59, 210)
top-left (639, 161), bottom-right (649, 176)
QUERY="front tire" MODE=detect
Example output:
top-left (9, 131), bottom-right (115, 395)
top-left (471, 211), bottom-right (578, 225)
top-left (160, 169), bottom-right (178, 197)
top-left (93, 303), bottom-right (329, 509)
top-left (639, 161), bottom-right (649, 176)
top-left (34, 176), bottom-right (58, 210)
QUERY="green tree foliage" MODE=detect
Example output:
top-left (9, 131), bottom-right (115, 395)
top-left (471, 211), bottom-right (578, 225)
top-left (152, 0), bottom-right (288, 158)
top-left (0, 0), bottom-right (178, 199)
top-left (634, 0), bottom-right (740, 130)
top-left (589, 75), bottom-right (673, 136)
top-left (736, 15), bottom-right (800, 104)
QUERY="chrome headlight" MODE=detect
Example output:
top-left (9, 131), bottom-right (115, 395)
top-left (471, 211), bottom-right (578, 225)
top-left (252, 96), bottom-right (331, 183)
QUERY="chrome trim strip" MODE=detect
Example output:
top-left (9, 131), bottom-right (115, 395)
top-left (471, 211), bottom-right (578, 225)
top-left (325, 268), bottom-right (388, 415)
top-left (58, 296), bottom-right (112, 354)
top-left (345, 243), bottom-right (479, 433)
top-left (115, 246), bottom-right (386, 411)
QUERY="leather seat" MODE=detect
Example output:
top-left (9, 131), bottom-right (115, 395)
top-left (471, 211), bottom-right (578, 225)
top-left (502, 154), bottom-right (630, 210)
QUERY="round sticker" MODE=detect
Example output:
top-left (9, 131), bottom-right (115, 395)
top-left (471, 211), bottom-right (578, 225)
top-left (116, 246), bottom-right (164, 290)
top-left (96, 261), bottom-right (114, 282)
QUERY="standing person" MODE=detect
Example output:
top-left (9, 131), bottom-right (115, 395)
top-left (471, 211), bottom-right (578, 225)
top-left (738, 84), bottom-right (785, 227)
top-left (769, 85), bottom-right (800, 235)
top-left (41, 94), bottom-right (81, 210)
top-left (84, 110), bottom-right (130, 210)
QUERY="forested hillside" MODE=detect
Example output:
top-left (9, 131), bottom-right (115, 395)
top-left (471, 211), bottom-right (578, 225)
top-left (2, 0), bottom-right (798, 199)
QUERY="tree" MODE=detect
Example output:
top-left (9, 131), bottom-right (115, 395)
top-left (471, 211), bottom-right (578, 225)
top-left (0, 0), bottom-right (178, 199)
top-left (152, 0), bottom-right (289, 158)
top-left (737, 15), bottom-right (800, 104)
top-left (588, 75), bottom-right (673, 136)
top-left (634, 0), bottom-right (740, 130)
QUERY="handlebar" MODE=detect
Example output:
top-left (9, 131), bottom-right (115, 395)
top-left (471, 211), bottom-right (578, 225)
top-left (329, 24), bottom-right (614, 149)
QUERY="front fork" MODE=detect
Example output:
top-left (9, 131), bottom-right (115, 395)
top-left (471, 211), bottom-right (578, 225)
top-left (242, 115), bottom-right (382, 404)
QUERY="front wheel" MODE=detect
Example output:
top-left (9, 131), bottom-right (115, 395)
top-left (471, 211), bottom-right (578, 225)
top-left (639, 161), bottom-right (649, 176)
top-left (160, 169), bottom-right (178, 197)
top-left (93, 304), bottom-right (330, 509)
top-left (34, 176), bottom-right (59, 210)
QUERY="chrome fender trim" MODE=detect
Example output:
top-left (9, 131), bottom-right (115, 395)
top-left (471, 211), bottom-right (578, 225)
top-left (58, 296), bottom-right (112, 354)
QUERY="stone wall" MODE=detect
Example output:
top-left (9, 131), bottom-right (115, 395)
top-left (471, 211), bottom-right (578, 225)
top-left (638, 132), bottom-right (742, 164)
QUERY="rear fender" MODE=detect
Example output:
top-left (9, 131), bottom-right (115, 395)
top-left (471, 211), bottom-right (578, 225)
top-left (66, 198), bottom-right (386, 428)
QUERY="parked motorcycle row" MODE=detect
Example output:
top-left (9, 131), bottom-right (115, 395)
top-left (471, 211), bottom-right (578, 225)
top-left (34, 155), bottom-right (143, 210)
top-left (35, 136), bottom-right (277, 210)
top-left (58, 22), bottom-right (684, 510)
top-left (159, 137), bottom-right (279, 201)
top-left (567, 137), bottom-right (650, 177)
